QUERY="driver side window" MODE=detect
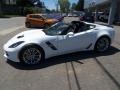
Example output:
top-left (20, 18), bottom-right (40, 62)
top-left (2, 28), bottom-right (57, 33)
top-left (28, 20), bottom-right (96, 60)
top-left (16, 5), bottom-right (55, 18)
top-left (79, 24), bottom-right (95, 32)
top-left (60, 25), bottom-right (75, 35)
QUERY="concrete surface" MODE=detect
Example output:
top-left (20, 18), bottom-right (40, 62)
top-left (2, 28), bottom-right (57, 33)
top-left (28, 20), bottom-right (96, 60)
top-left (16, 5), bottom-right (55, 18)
top-left (0, 17), bottom-right (25, 31)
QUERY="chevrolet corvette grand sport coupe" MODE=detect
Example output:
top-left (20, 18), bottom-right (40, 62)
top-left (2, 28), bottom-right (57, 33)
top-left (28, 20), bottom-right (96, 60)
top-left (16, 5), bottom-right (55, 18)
top-left (3, 21), bottom-right (115, 65)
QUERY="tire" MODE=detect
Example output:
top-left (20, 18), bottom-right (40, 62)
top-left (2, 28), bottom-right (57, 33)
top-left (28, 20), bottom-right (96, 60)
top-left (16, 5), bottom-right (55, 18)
top-left (94, 36), bottom-right (110, 52)
top-left (19, 45), bottom-right (44, 65)
top-left (25, 22), bottom-right (31, 28)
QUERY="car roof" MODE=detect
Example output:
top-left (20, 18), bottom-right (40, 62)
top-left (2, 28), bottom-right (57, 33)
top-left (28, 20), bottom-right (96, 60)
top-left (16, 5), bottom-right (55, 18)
top-left (27, 14), bottom-right (46, 16)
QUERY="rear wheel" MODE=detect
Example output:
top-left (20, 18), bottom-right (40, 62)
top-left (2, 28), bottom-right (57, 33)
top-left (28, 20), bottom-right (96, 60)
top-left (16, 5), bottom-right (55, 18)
top-left (94, 37), bottom-right (110, 52)
top-left (19, 45), bottom-right (44, 65)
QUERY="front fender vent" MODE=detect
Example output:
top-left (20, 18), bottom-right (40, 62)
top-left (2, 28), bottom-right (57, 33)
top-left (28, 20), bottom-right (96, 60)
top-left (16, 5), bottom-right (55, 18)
top-left (17, 35), bottom-right (24, 39)
top-left (46, 41), bottom-right (57, 50)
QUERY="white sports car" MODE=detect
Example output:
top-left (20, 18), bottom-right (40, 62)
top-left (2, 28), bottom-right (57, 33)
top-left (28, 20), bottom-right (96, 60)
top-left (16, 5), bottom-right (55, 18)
top-left (3, 21), bottom-right (115, 65)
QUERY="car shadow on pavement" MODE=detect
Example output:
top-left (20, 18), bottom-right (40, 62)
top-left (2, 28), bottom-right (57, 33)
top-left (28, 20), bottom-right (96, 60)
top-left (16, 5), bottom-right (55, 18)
top-left (7, 46), bottom-right (120, 70)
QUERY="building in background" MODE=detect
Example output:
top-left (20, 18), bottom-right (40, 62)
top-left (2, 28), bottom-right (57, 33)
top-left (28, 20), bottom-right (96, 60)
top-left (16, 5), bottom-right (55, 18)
top-left (84, 0), bottom-right (110, 12)
top-left (1, 0), bottom-right (46, 15)
top-left (4, 0), bottom-right (16, 5)
top-left (1, 0), bottom-right (20, 15)
top-left (84, 0), bottom-right (120, 25)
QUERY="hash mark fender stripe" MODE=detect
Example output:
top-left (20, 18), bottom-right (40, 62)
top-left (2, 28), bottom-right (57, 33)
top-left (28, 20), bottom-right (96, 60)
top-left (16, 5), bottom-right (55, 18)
top-left (86, 43), bottom-right (92, 49)
top-left (46, 41), bottom-right (57, 50)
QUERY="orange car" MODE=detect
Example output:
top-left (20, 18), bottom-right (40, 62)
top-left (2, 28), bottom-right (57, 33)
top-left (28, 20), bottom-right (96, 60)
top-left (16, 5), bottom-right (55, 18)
top-left (25, 14), bottom-right (58, 28)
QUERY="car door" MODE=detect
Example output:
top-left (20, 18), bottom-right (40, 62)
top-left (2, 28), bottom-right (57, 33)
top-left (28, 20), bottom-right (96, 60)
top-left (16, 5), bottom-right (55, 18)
top-left (29, 15), bottom-right (45, 27)
top-left (57, 25), bottom-right (96, 54)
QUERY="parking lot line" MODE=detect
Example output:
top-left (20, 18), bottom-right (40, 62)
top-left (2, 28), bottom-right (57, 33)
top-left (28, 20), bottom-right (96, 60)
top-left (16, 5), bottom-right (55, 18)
top-left (0, 26), bottom-right (24, 36)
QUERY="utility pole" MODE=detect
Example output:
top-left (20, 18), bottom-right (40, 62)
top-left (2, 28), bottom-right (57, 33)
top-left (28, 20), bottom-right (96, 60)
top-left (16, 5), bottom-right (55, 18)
top-left (56, 0), bottom-right (59, 13)
top-left (108, 0), bottom-right (117, 25)
top-left (91, 0), bottom-right (97, 21)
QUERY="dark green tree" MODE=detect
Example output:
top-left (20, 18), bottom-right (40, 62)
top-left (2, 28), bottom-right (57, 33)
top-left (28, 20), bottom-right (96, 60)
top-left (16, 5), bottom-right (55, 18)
top-left (75, 0), bottom-right (84, 11)
top-left (58, 0), bottom-right (70, 13)
top-left (0, 0), bottom-right (3, 15)
top-left (16, 0), bottom-right (34, 7)
top-left (16, 0), bottom-right (34, 15)
top-left (17, 0), bottom-right (44, 15)
top-left (71, 3), bottom-right (77, 10)
top-left (51, 9), bottom-right (56, 13)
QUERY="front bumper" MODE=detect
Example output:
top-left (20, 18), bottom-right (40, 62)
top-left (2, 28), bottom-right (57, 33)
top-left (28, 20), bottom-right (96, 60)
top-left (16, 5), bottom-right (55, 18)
top-left (3, 46), bottom-right (20, 62)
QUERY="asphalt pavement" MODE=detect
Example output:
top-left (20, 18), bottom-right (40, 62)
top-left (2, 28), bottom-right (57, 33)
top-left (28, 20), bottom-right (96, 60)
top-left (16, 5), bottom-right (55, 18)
top-left (0, 17), bottom-right (25, 31)
top-left (0, 17), bottom-right (120, 90)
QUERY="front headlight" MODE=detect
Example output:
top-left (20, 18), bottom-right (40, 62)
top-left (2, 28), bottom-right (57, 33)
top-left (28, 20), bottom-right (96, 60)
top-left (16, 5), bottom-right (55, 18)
top-left (9, 41), bottom-right (24, 48)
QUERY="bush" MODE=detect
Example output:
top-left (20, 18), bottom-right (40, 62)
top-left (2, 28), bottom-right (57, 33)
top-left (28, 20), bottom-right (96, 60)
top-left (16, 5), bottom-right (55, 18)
top-left (24, 7), bottom-right (35, 15)
top-left (24, 7), bottom-right (43, 15)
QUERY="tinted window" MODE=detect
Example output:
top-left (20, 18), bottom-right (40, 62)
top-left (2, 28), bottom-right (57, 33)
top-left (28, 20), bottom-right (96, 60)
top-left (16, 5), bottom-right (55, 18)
top-left (80, 24), bottom-right (95, 32)
top-left (43, 22), bottom-right (69, 35)
top-left (42, 15), bottom-right (53, 19)
top-left (30, 15), bottom-right (43, 19)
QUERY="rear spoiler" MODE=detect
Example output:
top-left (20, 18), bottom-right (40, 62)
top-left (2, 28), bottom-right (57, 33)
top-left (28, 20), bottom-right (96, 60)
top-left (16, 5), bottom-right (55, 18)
top-left (98, 24), bottom-right (114, 28)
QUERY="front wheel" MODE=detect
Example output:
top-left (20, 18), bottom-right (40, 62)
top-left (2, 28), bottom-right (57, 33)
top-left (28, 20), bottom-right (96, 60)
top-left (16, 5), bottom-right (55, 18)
top-left (19, 45), bottom-right (44, 65)
top-left (94, 37), bottom-right (110, 52)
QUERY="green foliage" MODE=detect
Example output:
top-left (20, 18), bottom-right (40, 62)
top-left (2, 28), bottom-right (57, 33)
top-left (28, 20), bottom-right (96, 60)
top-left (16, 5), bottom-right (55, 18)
top-left (24, 7), bottom-right (45, 15)
top-left (75, 0), bottom-right (84, 11)
top-left (51, 9), bottom-right (56, 13)
top-left (24, 7), bottom-right (34, 15)
top-left (16, 0), bottom-right (34, 7)
top-left (58, 0), bottom-right (70, 13)
top-left (16, 0), bottom-right (35, 15)
top-left (71, 3), bottom-right (77, 10)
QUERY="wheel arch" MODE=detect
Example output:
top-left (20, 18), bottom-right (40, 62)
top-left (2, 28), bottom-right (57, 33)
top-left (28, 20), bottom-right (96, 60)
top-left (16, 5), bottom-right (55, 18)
top-left (18, 43), bottom-right (45, 61)
top-left (94, 35), bottom-right (111, 51)
top-left (97, 35), bottom-right (111, 44)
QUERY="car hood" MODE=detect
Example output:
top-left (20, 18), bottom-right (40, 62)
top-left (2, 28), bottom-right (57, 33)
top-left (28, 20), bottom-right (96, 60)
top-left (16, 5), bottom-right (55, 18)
top-left (16, 29), bottom-right (46, 39)
top-left (5, 29), bottom-right (46, 46)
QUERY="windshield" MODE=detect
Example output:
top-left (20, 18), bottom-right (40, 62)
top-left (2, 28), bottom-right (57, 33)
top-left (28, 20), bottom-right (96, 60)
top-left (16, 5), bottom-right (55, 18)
top-left (43, 22), bottom-right (69, 35)
top-left (42, 15), bottom-right (53, 19)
